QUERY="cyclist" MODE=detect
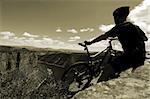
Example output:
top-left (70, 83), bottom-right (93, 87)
top-left (85, 6), bottom-right (148, 82)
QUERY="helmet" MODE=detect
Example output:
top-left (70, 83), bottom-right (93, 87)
top-left (113, 6), bottom-right (130, 18)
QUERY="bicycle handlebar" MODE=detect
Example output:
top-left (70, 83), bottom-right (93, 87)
top-left (79, 37), bottom-right (118, 48)
top-left (78, 43), bottom-right (86, 47)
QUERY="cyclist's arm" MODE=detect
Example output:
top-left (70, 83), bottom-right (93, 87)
top-left (90, 26), bottom-right (117, 44)
top-left (90, 34), bottom-right (108, 44)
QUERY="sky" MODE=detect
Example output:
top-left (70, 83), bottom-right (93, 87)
top-left (0, 0), bottom-right (149, 51)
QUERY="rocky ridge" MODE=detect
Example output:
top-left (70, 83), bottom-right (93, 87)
top-left (73, 60), bottom-right (150, 99)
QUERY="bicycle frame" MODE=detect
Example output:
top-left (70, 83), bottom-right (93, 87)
top-left (78, 42), bottom-right (92, 65)
top-left (78, 38), bottom-right (115, 66)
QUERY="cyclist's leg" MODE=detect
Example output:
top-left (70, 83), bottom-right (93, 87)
top-left (97, 55), bottom-right (128, 82)
top-left (111, 54), bottom-right (132, 74)
top-left (97, 63), bottom-right (116, 82)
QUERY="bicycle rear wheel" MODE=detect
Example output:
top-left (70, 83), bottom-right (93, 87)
top-left (61, 62), bottom-right (92, 93)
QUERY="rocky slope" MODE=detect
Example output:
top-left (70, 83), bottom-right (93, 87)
top-left (73, 60), bottom-right (150, 99)
top-left (0, 46), bottom-right (68, 98)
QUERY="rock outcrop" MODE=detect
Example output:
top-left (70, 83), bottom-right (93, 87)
top-left (73, 61), bottom-right (150, 99)
top-left (0, 46), bottom-right (68, 98)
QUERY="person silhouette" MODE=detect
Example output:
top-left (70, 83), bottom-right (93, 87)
top-left (85, 6), bottom-right (148, 82)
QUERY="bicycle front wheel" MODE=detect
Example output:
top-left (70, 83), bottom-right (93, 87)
top-left (61, 62), bottom-right (92, 93)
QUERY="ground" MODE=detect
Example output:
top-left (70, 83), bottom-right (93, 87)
top-left (73, 60), bottom-right (150, 99)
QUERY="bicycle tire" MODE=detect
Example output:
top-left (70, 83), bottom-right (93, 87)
top-left (61, 62), bottom-right (92, 93)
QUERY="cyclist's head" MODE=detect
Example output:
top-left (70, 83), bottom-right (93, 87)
top-left (113, 6), bottom-right (130, 24)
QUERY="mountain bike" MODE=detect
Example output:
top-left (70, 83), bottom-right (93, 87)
top-left (61, 38), bottom-right (121, 95)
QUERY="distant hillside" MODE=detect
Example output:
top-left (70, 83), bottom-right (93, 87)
top-left (0, 45), bottom-right (87, 53)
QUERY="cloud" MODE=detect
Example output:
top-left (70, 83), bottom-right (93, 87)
top-left (56, 28), bottom-right (62, 33)
top-left (99, 24), bottom-right (115, 32)
top-left (0, 31), bottom-right (15, 40)
top-left (0, 31), bottom-right (66, 49)
top-left (0, 31), bottom-right (83, 50)
top-left (68, 36), bottom-right (80, 42)
top-left (23, 32), bottom-right (39, 38)
top-left (128, 0), bottom-right (150, 33)
top-left (80, 28), bottom-right (94, 32)
top-left (89, 28), bottom-right (94, 32)
top-left (0, 31), bottom-right (15, 36)
top-left (67, 29), bottom-right (78, 34)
